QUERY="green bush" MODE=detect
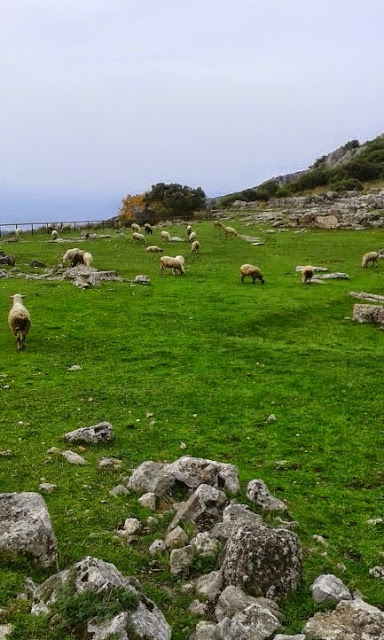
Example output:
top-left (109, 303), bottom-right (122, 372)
top-left (331, 178), bottom-right (364, 193)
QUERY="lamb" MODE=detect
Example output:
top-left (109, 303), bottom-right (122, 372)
top-left (146, 245), bottom-right (163, 252)
top-left (191, 240), bottom-right (200, 253)
top-left (62, 248), bottom-right (81, 265)
top-left (8, 294), bottom-right (31, 351)
top-left (82, 251), bottom-right (93, 267)
top-left (224, 226), bottom-right (238, 237)
top-left (144, 223), bottom-right (153, 234)
top-left (240, 264), bottom-right (264, 284)
top-left (15, 228), bottom-right (22, 236)
top-left (160, 230), bottom-right (171, 241)
top-left (188, 231), bottom-right (197, 243)
top-left (160, 255), bottom-right (185, 275)
top-left (61, 223), bottom-right (71, 233)
top-left (131, 223), bottom-right (141, 233)
top-left (132, 232), bottom-right (145, 243)
top-left (301, 265), bottom-right (314, 284)
top-left (51, 230), bottom-right (59, 240)
top-left (362, 251), bottom-right (380, 268)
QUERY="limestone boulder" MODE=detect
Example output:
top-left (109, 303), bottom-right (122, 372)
top-left (0, 492), bottom-right (58, 569)
top-left (64, 421), bottom-right (114, 444)
top-left (246, 479), bottom-right (288, 511)
top-left (221, 522), bottom-right (302, 602)
top-left (169, 484), bottom-right (227, 531)
top-left (32, 556), bottom-right (171, 640)
top-left (311, 574), bottom-right (352, 604)
top-left (303, 598), bottom-right (384, 639)
top-left (353, 304), bottom-right (384, 325)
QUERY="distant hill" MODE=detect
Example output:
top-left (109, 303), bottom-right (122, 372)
top-left (216, 133), bottom-right (384, 207)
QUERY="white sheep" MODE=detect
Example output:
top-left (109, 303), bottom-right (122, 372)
top-left (187, 224), bottom-right (192, 236)
top-left (160, 255), bottom-right (185, 275)
top-left (144, 223), bottom-right (153, 234)
top-left (132, 232), bottom-right (145, 243)
top-left (191, 240), bottom-right (200, 253)
top-left (160, 230), bottom-right (171, 241)
top-left (362, 251), bottom-right (380, 268)
top-left (51, 230), bottom-right (59, 240)
top-left (83, 251), bottom-right (93, 267)
top-left (15, 228), bottom-right (22, 236)
top-left (61, 223), bottom-right (71, 233)
top-left (301, 265), bottom-right (314, 284)
top-left (47, 224), bottom-right (54, 233)
top-left (8, 294), bottom-right (31, 351)
top-left (62, 248), bottom-right (81, 265)
top-left (188, 231), bottom-right (197, 243)
top-left (131, 223), bottom-right (141, 233)
top-left (224, 226), bottom-right (238, 237)
top-left (146, 245), bottom-right (163, 252)
top-left (240, 264), bottom-right (264, 284)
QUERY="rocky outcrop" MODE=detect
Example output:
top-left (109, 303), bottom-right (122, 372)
top-left (32, 556), bottom-right (171, 640)
top-left (302, 598), bottom-right (384, 639)
top-left (0, 492), bottom-right (58, 568)
top-left (64, 421), bottom-right (114, 444)
top-left (221, 521), bottom-right (302, 601)
top-left (127, 456), bottom-right (240, 497)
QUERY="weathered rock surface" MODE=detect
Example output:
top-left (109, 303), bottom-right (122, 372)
top-left (212, 585), bottom-right (283, 639)
top-left (353, 303), bottom-right (384, 325)
top-left (210, 502), bottom-right (263, 541)
top-left (195, 570), bottom-right (223, 601)
top-left (246, 479), bottom-right (288, 511)
top-left (38, 483), bottom-right (57, 494)
top-left (138, 492), bottom-right (157, 510)
top-left (191, 531), bottom-right (220, 556)
top-left (133, 275), bottom-right (150, 285)
top-left (0, 492), bottom-right (58, 568)
top-left (349, 291), bottom-right (384, 303)
top-left (127, 456), bottom-right (240, 496)
top-left (274, 636), bottom-right (305, 640)
top-left (149, 539), bottom-right (167, 555)
top-left (0, 253), bottom-right (15, 266)
top-left (0, 625), bottom-right (14, 640)
top-left (169, 484), bottom-right (227, 531)
top-left (98, 457), bottom-right (122, 470)
top-left (303, 598), bottom-right (384, 639)
top-left (165, 526), bottom-right (189, 549)
top-left (170, 545), bottom-right (195, 574)
top-left (221, 521), bottom-right (302, 601)
top-left (32, 556), bottom-right (171, 640)
top-left (315, 272), bottom-right (350, 279)
top-left (109, 485), bottom-right (129, 497)
top-left (61, 450), bottom-right (88, 465)
top-left (191, 621), bottom-right (216, 639)
top-left (311, 573), bottom-right (352, 604)
top-left (64, 421), bottom-right (114, 444)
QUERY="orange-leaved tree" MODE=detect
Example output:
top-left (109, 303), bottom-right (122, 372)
top-left (118, 194), bottom-right (145, 222)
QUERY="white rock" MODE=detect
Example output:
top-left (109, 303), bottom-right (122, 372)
top-left (188, 599), bottom-right (209, 616)
top-left (123, 518), bottom-right (141, 535)
top-left (0, 625), bottom-right (14, 640)
top-left (246, 479), bottom-right (287, 511)
top-left (39, 483), bottom-right (57, 494)
top-left (165, 526), bottom-right (189, 549)
top-left (149, 539), bottom-right (167, 555)
top-left (170, 545), bottom-right (194, 574)
top-left (311, 574), bottom-right (352, 603)
top-left (138, 492), bottom-right (157, 510)
top-left (64, 422), bottom-right (114, 445)
top-left (61, 450), bottom-right (88, 465)
top-left (109, 485), bottom-right (129, 497)
top-left (191, 532), bottom-right (220, 556)
top-left (195, 570), bottom-right (223, 601)
top-left (68, 365), bottom-right (82, 371)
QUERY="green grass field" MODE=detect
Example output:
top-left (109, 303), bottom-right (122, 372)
top-left (1, 222), bottom-right (384, 638)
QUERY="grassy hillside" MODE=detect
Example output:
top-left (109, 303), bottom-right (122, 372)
top-left (218, 134), bottom-right (384, 206)
top-left (1, 223), bottom-right (384, 637)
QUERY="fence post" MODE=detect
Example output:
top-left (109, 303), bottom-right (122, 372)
top-left (31, 224), bottom-right (34, 235)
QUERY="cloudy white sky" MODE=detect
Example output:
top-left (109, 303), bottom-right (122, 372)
top-left (1, 0), bottom-right (383, 221)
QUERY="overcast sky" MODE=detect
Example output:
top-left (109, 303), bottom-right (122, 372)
top-left (1, 0), bottom-right (383, 221)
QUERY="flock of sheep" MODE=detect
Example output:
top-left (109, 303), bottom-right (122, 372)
top-left (6, 221), bottom-right (384, 350)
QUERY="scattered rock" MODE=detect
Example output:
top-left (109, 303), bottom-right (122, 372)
top-left (47, 447), bottom-right (61, 455)
top-left (0, 450), bottom-right (13, 457)
top-left (195, 570), bottom-right (223, 602)
top-left (0, 254), bottom-right (15, 266)
top-left (369, 566), bottom-right (384, 579)
top-left (313, 534), bottom-right (328, 546)
top-left (315, 272), bottom-right (349, 279)
top-left (221, 521), bottom-right (302, 601)
top-left (61, 450), bottom-right (88, 465)
top-left (31, 556), bottom-right (171, 640)
top-left (98, 457), bottom-right (122, 470)
top-left (133, 275), bottom-right (150, 285)
top-left (109, 485), bottom-right (129, 497)
top-left (179, 442), bottom-right (187, 450)
top-left (191, 621), bottom-right (216, 639)
top-left (246, 479), bottom-right (288, 511)
top-left (0, 624), bottom-right (14, 639)
top-left (170, 545), bottom-right (195, 574)
top-left (68, 365), bottom-right (82, 371)
top-left (0, 492), bottom-right (58, 568)
top-left (353, 303), bottom-right (384, 325)
top-left (64, 421), bottom-right (114, 444)
top-left (165, 526), bottom-right (189, 549)
top-left (267, 413), bottom-right (277, 421)
top-left (138, 492), bottom-right (157, 510)
top-left (303, 598), bottom-right (384, 640)
top-left (30, 260), bottom-right (47, 268)
top-left (191, 531), bottom-right (220, 556)
top-left (349, 291), bottom-right (384, 303)
top-left (274, 636), bottom-right (305, 640)
top-left (169, 484), bottom-right (227, 532)
top-left (180, 582), bottom-right (195, 594)
top-left (367, 518), bottom-right (384, 525)
top-left (149, 539), bottom-right (167, 555)
top-left (121, 518), bottom-right (141, 535)
top-left (38, 483), bottom-right (56, 494)
top-left (311, 574), bottom-right (352, 603)
top-left (147, 516), bottom-right (158, 527)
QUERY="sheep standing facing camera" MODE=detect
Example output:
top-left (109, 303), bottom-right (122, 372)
top-left (8, 294), bottom-right (31, 351)
top-left (301, 265), bottom-right (314, 284)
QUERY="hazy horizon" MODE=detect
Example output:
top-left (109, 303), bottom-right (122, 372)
top-left (1, 1), bottom-right (383, 223)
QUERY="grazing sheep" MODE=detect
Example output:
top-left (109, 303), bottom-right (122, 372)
top-left (47, 224), bottom-right (54, 233)
top-left (160, 230), bottom-right (171, 241)
top-left (62, 248), bottom-right (81, 264)
top-left (61, 223), bottom-right (71, 233)
top-left (362, 251), bottom-right (380, 268)
top-left (188, 231), bottom-right (197, 243)
top-left (51, 230), bottom-right (59, 240)
top-left (15, 228), bottom-right (22, 236)
top-left (70, 250), bottom-right (86, 267)
top-left (8, 294), bottom-right (31, 351)
top-left (301, 265), bottom-right (314, 284)
top-left (187, 225), bottom-right (192, 237)
top-left (144, 223), bottom-right (153, 234)
top-left (213, 220), bottom-right (223, 228)
top-left (240, 264), bottom-right (264, 284)
top-left (191, 240), bottom-right (200, 253)
top-left (83, 251), bottom-right (93, 267)
top-left (131, 223), bottom-right (141, 233)
top-left (132, 232), bottom-right (145, 243)
top-left (224, 226), bottom-right (238, 237)
top-left (160, 255), bottom-right (185, 275)
top-left (146, 245), bottom-right (163, 253)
